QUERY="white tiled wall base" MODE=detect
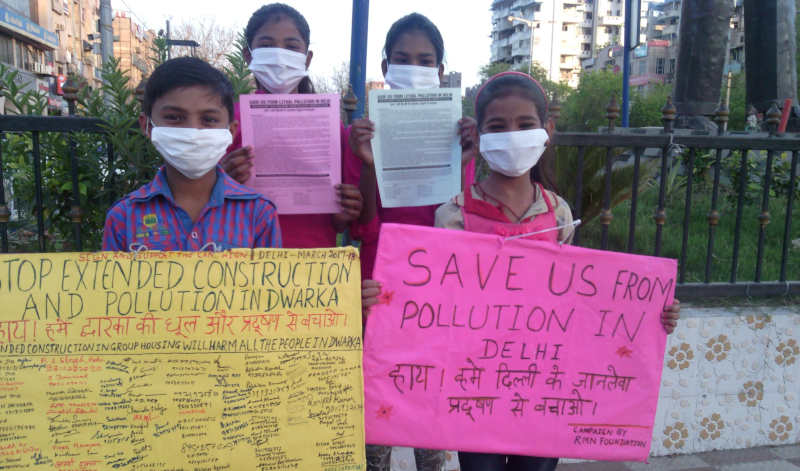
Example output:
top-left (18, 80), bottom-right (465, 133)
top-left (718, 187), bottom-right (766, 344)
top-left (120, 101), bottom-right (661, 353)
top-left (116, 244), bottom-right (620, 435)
top-left (386, 305), bottom-right (800, 471)
top-left (651, 306), bottom-right (800, 456)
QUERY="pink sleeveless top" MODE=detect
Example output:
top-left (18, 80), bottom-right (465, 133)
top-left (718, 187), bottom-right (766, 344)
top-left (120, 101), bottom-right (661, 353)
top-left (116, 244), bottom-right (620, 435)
top-left (461, 183), bottom-right (558, 243)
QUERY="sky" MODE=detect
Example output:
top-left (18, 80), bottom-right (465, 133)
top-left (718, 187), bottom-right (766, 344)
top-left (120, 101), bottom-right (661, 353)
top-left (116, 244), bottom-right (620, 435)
top-left (109, 0), bottom-right (493, 89)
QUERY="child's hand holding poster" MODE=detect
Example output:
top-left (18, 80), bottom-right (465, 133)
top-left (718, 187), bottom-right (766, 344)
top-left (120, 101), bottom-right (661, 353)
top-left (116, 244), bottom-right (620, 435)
top-left (363, 224), bottom-right (677, 462)
top-left (369, 88), bottom-right (462, 208)
top-left (240, 93), bottom-right (342, 214)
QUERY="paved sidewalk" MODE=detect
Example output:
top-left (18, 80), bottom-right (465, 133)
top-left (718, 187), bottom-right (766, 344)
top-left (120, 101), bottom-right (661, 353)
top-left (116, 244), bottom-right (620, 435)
top-left (556, 444), bottom-right (800, 470)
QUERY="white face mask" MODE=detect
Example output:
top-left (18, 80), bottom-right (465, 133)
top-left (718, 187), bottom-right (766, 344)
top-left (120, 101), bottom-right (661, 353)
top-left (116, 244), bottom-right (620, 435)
top-left (150, 124), bottom-right (233, 180)
top-left (384, 64), bottom-right (440, 90)
top-left (248, 47), bottom-right (309, 94)
top-left (479, 129), bottom-right (549, 177)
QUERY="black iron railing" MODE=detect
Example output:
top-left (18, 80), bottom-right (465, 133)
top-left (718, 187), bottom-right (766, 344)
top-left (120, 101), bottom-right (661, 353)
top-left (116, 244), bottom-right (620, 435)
top-left (0, 91), bottom-right (797, 299)
top-left (551, 98), bottom-right (799, 299)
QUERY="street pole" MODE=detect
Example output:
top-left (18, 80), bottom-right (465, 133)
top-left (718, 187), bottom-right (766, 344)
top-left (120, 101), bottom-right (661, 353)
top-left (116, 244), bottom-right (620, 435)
top-left (549, 2), bottom-right (556, 82)
top-left (348, 0), bottom-right (369, 120)
top-left (622, 0), bottom-right (632, 127)
top-left (528, 23), bottom-right (534, 75)
top-left (166, 20), bottom-right (171, 60)
top-left (99, 0), bottom-right (113, 67)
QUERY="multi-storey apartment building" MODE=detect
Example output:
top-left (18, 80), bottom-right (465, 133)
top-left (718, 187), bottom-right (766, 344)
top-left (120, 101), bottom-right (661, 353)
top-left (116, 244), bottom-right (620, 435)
top-left (490, 0), bottom-right (657, 87)
top-left (0, 0), bottom-right (60, 110)
top-left (112, 12), bottom-right (155, 87)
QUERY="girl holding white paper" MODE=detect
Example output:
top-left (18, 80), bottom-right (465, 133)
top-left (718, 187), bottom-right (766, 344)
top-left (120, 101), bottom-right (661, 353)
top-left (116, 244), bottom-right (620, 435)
top-left (222, 3), bottom-right (364, 248)
top-left (346, 13), bottom-right (479, 280)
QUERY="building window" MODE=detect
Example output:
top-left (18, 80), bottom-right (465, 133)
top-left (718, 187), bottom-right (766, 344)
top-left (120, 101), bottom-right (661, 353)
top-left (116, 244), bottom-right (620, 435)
top-left (656, 57), bottom-right (665, 75)
top-left (585, 12), bottom-right (593, 19)
top-left (668, 58), bottom-right (676, 74)
top-left (606, 26), bottom-right (613, 33)
top-left (0, 36), bottom-right (13, 66)
top-left (562, 25), bottom-right (569, 31)
top-left (582, 43), bottom-right (591, 51)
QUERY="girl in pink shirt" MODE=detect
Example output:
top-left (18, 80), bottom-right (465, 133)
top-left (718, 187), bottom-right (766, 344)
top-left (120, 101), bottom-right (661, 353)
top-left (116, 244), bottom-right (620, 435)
top-left (346, 13), bottom-right (478, 279)
top-left (223, 3), bottom-right (363, 248)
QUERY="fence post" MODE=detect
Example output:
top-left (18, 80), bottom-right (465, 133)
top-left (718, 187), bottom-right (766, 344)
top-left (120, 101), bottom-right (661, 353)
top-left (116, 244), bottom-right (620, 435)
top-left (63, 78), bottom-right (78, 116)
top-left (654, 96), bottom-right (676, 256)
top-left (600, 96), bottom-right (619, 249)
top-left (549, 96), bottom-right (561, 124)
top-left (61, 78), bottom-right (84, 249)
top-left (754, 103), bottom-right (781, 281)
top-left (704, 104), bottom-right (729, 282)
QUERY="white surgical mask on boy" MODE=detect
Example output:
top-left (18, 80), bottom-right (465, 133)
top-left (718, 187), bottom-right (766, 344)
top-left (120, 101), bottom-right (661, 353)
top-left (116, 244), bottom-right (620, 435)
top-left (149, 122), bottom-right (233, 180)
top-left (479, 128), bottom-right (549, 177)
top-left (384, 64), bottom-right (440, 90)
top-left (248, 47), bottom-right (309, 94)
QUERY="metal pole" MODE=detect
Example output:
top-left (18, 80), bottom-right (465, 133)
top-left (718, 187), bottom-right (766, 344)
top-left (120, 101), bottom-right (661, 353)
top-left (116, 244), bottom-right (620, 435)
top-left (549, 3), bottom-right (556, 82)
top-left (99, 0), bottom-right (113, 64)
top-left (166, 20), bottom-right (172, 60)
top-left (622, 0), bottom-right (632, 127)
top-left (99, 0), bottom-right (113, 105)
top-left (528, 22), bottom-right (534, 75)
top-left (348, 0), bottom-right (369, 120)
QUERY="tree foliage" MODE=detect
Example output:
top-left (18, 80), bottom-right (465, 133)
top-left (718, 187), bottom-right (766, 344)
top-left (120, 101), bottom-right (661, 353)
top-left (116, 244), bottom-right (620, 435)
top-left (223, 30), bottom-right (254, 100)
top-left (0, 59), bottom-right (160, 251)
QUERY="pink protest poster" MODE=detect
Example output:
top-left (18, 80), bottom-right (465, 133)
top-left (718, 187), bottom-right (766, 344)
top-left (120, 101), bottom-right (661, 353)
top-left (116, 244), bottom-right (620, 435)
top-left (240, 93), bottom-right (341, 214)
top-left (363, 223), bottom-right (677, 462)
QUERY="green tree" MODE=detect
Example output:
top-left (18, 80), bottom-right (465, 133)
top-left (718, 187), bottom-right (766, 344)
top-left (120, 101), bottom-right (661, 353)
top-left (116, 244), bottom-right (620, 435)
top-left (0, 59), bottom-right (161, 251)
top-left (629, 82), bottom-right (672, 128)
top-left (150, 36), bottom-right (169, 67)
top-left (223, 30), bottom-right (254, 99)
top-left (560, 70), bottom-right (622, 131)
top-left (726, 72), bottom-right (747, 131)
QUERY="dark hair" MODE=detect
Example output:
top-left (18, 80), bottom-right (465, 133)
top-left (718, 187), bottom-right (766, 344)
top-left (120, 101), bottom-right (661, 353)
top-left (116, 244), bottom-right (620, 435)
top-left (246, 3), bottom-right (315, 94)
top-left (475, 72), bottom-right (557, 191)
top-left (383, 13), bottom-right (445, 65)
top-left (144, 57), bottom-right (234, 121)
top-left (475, 72), bottom-right (548, 128)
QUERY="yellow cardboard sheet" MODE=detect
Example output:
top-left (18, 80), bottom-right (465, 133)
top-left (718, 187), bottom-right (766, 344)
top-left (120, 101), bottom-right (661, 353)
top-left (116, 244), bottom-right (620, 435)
top-left (0, 248), bottom-right (364, 471)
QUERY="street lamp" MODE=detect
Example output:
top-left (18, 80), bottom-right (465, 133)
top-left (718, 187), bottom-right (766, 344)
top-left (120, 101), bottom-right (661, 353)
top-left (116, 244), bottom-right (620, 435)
top-left (507, 15), bottom-right (535, 75)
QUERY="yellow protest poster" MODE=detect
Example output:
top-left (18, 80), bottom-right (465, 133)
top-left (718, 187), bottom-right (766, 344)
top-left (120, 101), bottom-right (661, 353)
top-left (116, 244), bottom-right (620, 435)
top-left (0, 248), bottom-right (364, 471)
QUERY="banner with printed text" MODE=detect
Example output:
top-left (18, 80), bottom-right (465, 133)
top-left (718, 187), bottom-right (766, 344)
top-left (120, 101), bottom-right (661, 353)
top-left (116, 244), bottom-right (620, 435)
top-left (0, 248), bottom-right (364, 471)
top-left (363, 224), bottom-right (677, 462)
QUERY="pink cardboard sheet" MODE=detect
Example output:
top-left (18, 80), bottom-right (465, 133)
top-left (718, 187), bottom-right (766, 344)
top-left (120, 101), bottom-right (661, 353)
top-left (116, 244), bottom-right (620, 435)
top-left (363, 223), bottom-right (677, 462)
top-left (240, 93), bottom-right (341, 214)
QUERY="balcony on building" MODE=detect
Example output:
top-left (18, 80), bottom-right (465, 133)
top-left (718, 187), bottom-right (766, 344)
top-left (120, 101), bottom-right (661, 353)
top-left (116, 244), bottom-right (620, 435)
top-left (599, 15), bottom-right (624, 26)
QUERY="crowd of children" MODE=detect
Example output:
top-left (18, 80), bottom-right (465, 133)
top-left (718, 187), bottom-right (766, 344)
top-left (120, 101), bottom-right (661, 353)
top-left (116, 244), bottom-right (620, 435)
top-left (101, 4), bottom-right (680, 470)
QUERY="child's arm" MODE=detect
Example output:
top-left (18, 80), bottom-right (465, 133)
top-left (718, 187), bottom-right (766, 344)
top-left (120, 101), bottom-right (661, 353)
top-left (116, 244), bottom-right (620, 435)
top-left (349, 118), bottom-right (378, 226)
top-left (220, 146), bottom-right (255, 184)
top-left (661, 300), bottom-right (680, 334)
top-left (361, 279), bottom-right (382, 318)
top-left (331, 184), bottom-right (363, 232)
top-left (459, 117), bottom-right (478, 189)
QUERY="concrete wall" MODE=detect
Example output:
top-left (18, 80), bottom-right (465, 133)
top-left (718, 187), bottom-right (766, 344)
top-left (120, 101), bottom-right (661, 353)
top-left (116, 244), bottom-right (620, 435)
top-left (650, 304), bottom-right (800, 456)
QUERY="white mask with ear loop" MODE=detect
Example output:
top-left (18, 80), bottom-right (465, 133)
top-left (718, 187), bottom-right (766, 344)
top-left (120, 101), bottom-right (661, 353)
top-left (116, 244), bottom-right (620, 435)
top-left (384, 64), bottom-right (441, 90)
top-left (248, 47), bottom-right (309, 94)
top-left (479, 128), bottom-right (549, 177)
top-left (149, 120), bottom-right (233, 180)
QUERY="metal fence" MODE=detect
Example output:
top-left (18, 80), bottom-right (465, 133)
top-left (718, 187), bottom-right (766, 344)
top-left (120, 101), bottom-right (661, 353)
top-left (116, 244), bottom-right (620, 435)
top-left (551, 97), bottom-right (798, 299)
top-left (0, 82), bottom-right (115, 253)
top-left (0, 93), bottom-right (797, 299)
